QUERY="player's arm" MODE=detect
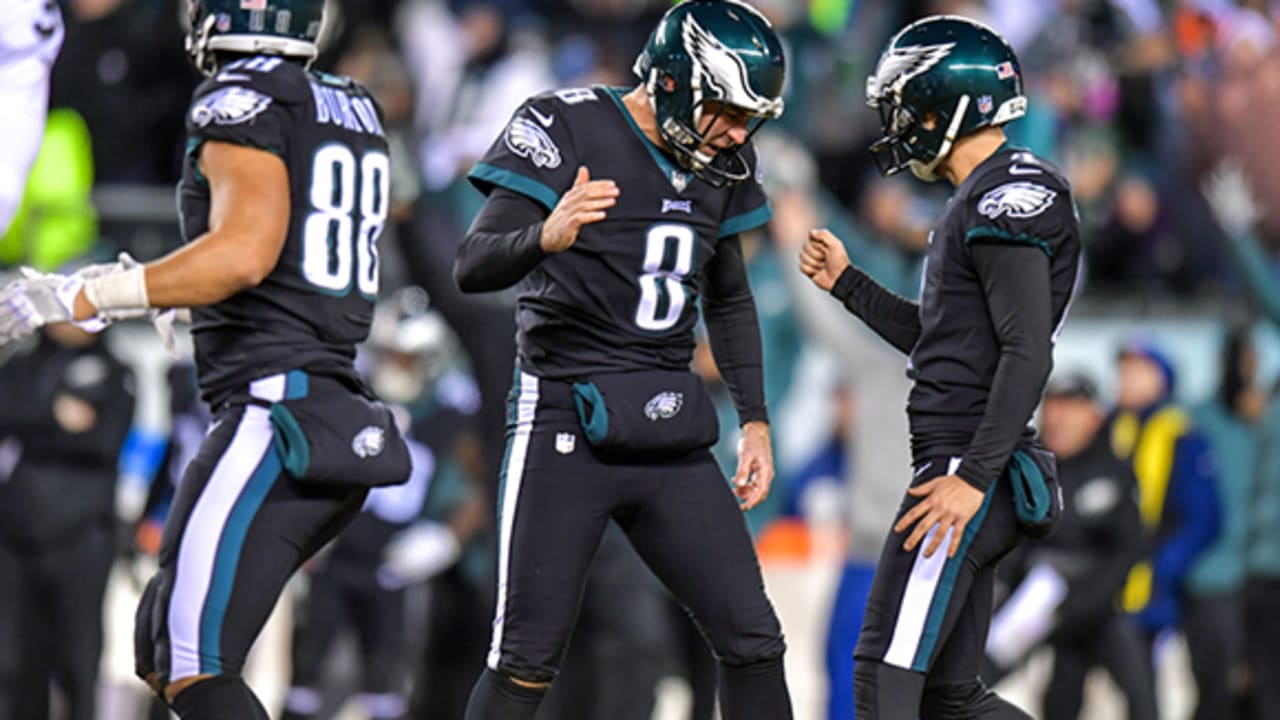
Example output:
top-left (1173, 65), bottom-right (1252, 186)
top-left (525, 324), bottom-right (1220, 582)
top-left (703, 235), bottom-right (773, 510)
top-left (70, 141), bottom-right (289, 320)
top-left (453, 188), bottom-right (549, 293)
top-left (455, 167), bottom-right (617, 293)
top-left (799, 228), bottom-right (920, 354)
top-left (703, 234), bottom-right (767, 426)
top-left (953, 243), bottom-right (1054, 491)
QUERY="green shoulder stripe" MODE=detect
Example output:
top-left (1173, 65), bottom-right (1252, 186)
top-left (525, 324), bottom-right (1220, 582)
top-left (469, 162), bottom-right (561, 211)
top-left (720, 203), bottom-right (772, 238)
top-left (964, 226), bottom-right (1052, 257)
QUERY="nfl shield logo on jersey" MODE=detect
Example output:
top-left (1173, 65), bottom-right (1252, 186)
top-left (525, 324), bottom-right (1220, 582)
top-left (555, 432), bottom-right (576, 455)
top-left (352, 426), bottom-right (387, 458)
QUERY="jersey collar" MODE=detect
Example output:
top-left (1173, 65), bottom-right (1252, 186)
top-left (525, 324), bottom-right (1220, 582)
top-left (601, 86), bottom-right (694, 194)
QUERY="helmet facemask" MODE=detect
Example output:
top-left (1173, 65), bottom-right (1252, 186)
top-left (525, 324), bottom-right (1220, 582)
top-left (868, 89), bottom-right (971, 182)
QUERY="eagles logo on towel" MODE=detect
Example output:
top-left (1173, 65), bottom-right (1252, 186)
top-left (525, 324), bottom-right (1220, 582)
top-left (504, 116), bottom-right (562, 169)
top-left (977, 181), bottom-right (1057, 220)
top-left (190, 86), bottom-right (273, 128)
top-left (644, 391), bottom-right (684, 421)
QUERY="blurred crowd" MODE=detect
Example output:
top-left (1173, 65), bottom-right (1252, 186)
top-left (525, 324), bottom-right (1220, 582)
top-left (5, 0), bottom-right (1280, 718)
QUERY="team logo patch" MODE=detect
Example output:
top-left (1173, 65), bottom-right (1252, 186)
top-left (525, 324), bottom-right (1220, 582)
top-left (555, 432), bottom-right (576, 455)
top-left (351, 425), bottom-right (386, 459)
top-left (191, 86), bottom-right (273, 128)
top-left (977, 182), bottom-right (1057, 220)
top-left (644, 391), bottom-right (684, 421)
top-left (505, 117), bottom-right (562, 169)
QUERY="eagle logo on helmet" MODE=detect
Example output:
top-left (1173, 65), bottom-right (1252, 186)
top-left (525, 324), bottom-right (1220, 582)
top-left (682, 15), bottom-right (772, 114)
top-left (504, 116), bottom-right (562, 169)
top-left (867, 42), bottom-right (955, 105)
top-left (977, 182), bottom-right (1058, 219)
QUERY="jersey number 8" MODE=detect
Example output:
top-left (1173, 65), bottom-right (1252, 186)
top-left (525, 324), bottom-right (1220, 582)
top-left (635, 223), bottom-right (695, 332)
top-left (302, 144), bottom-right (391, 298)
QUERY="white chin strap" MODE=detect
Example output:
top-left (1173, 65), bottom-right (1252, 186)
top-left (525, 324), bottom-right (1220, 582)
top-left (909, 94), bottom-right (970, 182)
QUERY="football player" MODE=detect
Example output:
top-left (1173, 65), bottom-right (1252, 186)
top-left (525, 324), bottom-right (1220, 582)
top-left (0, 0), bottom-right (62, 236)
top-left (799, 15), bottom-right (1082, 719)
top-left (0, 2), bottom-right (411, 718)
top-left (452, 1), bottom-right (793, 718)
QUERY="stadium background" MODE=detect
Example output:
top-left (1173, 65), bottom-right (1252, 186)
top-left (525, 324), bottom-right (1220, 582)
top-left (3, 0), bottom-right (1279, 718)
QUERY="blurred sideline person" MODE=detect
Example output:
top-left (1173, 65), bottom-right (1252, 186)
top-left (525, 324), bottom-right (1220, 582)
top-left (1185, 326), bottom-right (1265, 719)
top-left (0, 321), bottom-right (134, 720)
top-left (1246, 377), bottom-right (1280, 719)
top-left (0, 0), bottom-right (62, 236)
top-left (1109, 341), bottom-right (1220, 653)
top-left (0, 1), bottom-right (412, 717)
top-left (452, 1), bottom-right (794, 717)
top-left (800, 16), bottom-right (1079, 719)
top-left (983, 373), bottom-right (1156, 720)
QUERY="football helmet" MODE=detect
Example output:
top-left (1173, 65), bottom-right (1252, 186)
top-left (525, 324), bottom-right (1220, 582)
top-left (185, 0), bottom-right (326, 76)
top-left (633, 0), bottom-right (786, 186)
top-left (866, 15), bottom-right (1027, 181)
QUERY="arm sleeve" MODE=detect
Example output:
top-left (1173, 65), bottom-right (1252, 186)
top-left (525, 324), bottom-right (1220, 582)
top-left (702, 235), bottom-right (767, 425)
top-left (453, 187), bottom-right (549, 293)
top-left (828, 265), bottom-right (921, 355)
top-left (954, 244), bottom-right (1054, 490)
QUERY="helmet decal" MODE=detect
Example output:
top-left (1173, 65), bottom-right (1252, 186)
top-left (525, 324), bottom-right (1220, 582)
top-left (682, 15), bottom-right (771, 115)
top-left (867, 42), bottom-right (955, 104)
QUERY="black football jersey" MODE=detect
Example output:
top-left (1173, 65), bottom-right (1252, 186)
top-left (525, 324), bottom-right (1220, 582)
top-left (908, 147), bottom-right (1081, 432)
top-left (467, 86), bottom-right (771, 378)
top-left (177, 56), bottom-right (390, 405)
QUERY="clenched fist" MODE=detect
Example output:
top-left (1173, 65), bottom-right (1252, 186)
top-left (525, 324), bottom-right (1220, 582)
top-left (798, 228), bottom-right (851, 292)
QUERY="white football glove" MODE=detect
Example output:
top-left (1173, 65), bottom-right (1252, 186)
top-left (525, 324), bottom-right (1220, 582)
top-left (75, 252), bottom-right (190, 356)
top-left (377, 521), bottom-right (461, 590)
top-left (0, 268), bottom-right (102, 348)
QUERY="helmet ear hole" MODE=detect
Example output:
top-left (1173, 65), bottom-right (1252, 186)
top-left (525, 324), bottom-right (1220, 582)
top-left (661, 74), bottom-right (677, 93)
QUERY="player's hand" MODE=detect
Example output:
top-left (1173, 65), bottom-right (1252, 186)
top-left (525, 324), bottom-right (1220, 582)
top-left (541, 166), bottom-right (619, 253)
top-left (0, 269), bottom-right (90, 347)
top-left (798, 228), bottom-right (851, 292)
top-left (733, 420), bottom-right (775, 511)
top-left (894, 474), bottom-right (985, 559)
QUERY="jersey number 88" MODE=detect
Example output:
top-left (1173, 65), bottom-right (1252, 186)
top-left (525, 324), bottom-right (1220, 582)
top-left (302, 143), bottom-right (391, 298)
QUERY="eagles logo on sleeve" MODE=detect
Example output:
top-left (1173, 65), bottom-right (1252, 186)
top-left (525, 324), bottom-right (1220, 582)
top-left (977, 181), bottom-right (1057, 220)
top-left (190, 86), bottom-right (274, 128)
top-left (504, 114), bottom-right (562, 170)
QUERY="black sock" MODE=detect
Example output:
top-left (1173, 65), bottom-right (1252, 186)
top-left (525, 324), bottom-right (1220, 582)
top-left (717, 656), bottom-right (794, 720)
top-left (169, 675), bottom-right (269, 720)
top-left (463, 668), bottom-right (548, 720)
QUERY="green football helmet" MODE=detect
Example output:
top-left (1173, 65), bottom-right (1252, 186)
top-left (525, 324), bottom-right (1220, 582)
top-left (186, 0), bottom-right (326, 76)
top-left (632, 0), bottom-right (786, 186)
top-left (866, 15), bottom-right (1027, 181)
